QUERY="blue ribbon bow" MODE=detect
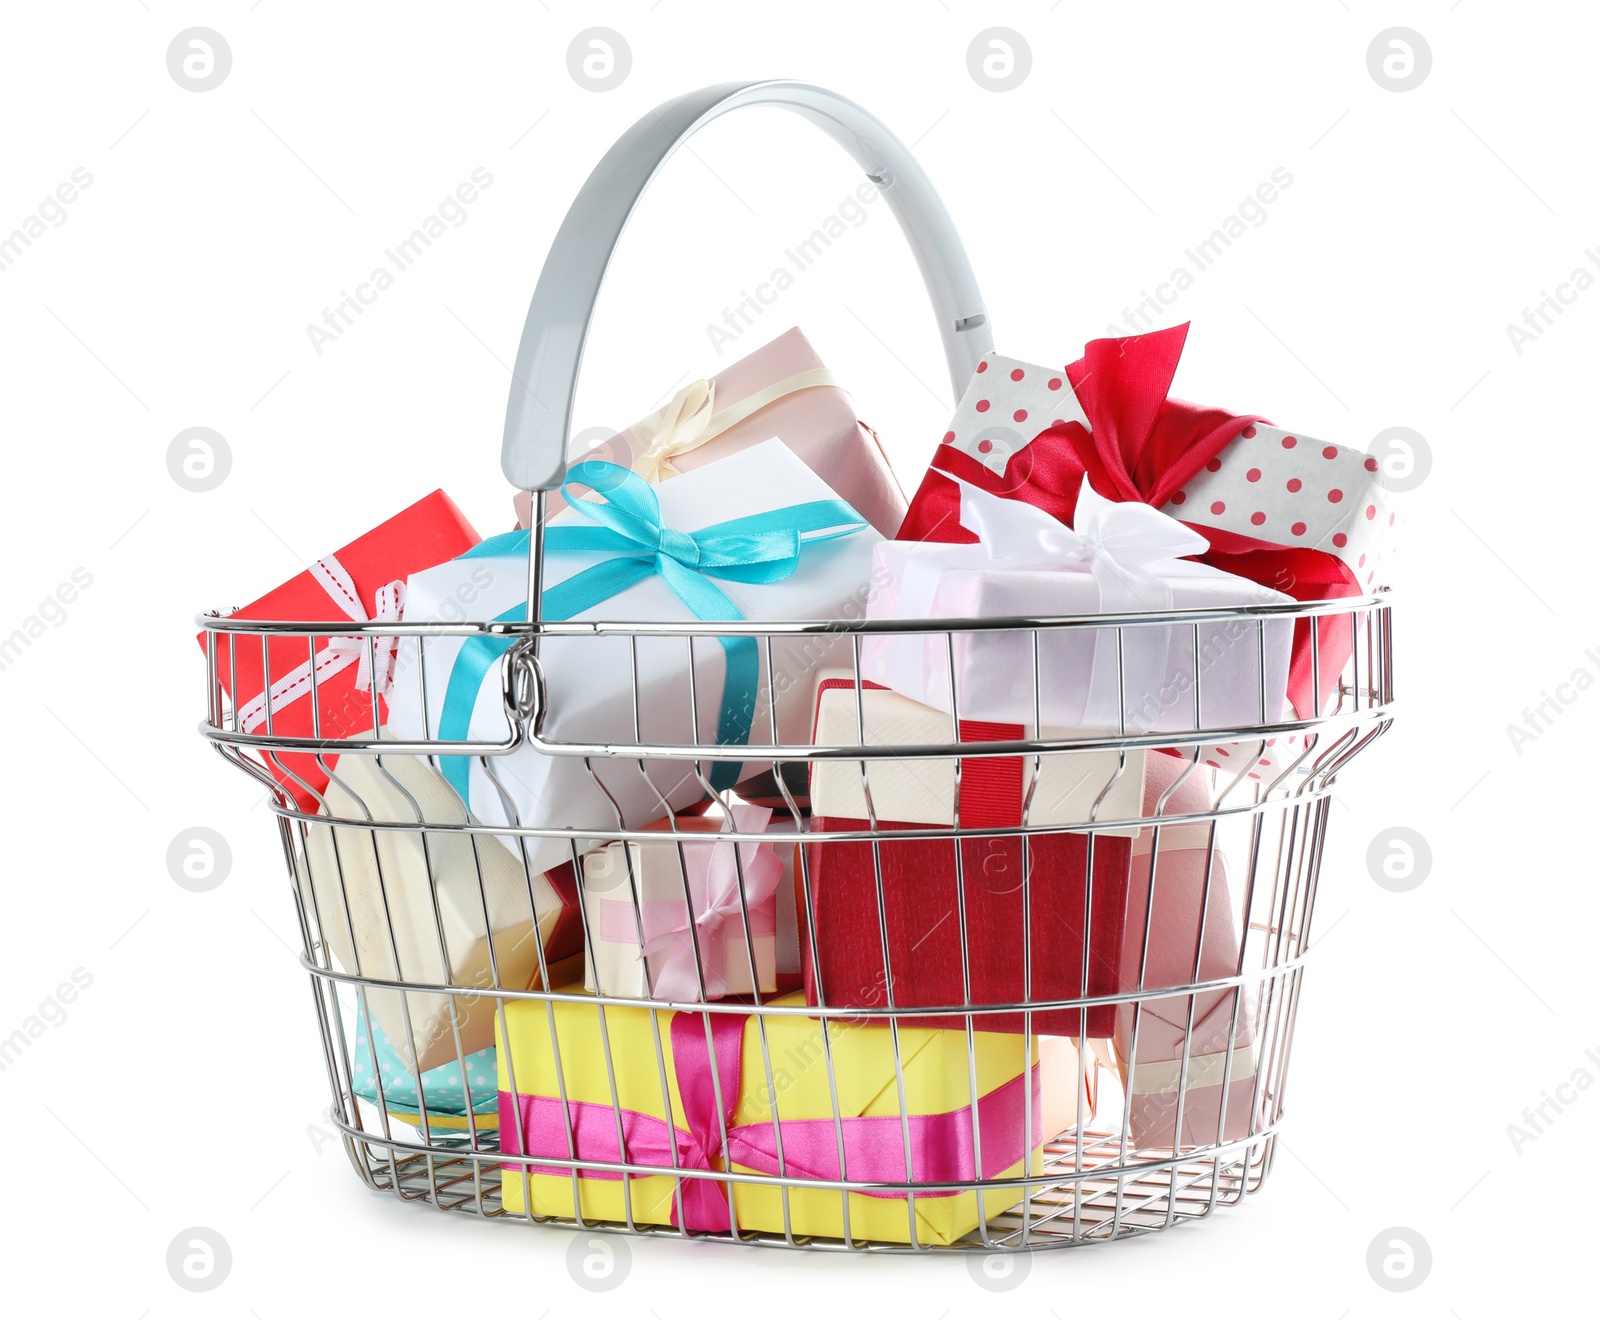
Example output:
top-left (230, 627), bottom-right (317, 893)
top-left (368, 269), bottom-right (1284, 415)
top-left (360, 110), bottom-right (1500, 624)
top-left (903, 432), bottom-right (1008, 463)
top-left (438, 459), bottom-right (868, 801)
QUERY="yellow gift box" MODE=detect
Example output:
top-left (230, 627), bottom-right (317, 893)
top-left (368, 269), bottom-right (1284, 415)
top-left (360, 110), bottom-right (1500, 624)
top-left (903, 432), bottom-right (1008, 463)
top-left (496, 992), bottom-right (1047, 1245)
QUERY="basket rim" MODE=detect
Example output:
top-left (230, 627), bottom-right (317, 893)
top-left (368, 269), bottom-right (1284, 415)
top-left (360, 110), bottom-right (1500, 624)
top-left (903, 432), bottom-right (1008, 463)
top-left (195, 589), bottom-right (1392, 638)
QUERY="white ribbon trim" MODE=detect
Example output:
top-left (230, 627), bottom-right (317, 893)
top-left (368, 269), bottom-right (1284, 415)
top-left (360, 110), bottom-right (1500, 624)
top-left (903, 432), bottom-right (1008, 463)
top-left (236, 554), bottom-right (406, 734)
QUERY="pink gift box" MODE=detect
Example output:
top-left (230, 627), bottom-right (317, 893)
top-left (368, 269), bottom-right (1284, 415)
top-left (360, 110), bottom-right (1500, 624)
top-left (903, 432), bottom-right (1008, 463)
top-left (581, 805), bottom-right (783, 1001)
top-left (1113, 752), bottom-right (1258, 1150)
top-left (514, 326), bottom-right (906, 538)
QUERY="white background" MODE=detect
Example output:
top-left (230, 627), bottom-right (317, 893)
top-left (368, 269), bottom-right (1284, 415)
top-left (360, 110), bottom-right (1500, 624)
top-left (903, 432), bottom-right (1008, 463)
top-left (0, 1), bottom-right (1591, 1314)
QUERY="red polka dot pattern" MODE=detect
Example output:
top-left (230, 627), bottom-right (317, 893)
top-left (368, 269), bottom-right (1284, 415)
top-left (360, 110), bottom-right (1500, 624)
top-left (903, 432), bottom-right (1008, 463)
top-left (937, 368), bottom-right (1390, 589)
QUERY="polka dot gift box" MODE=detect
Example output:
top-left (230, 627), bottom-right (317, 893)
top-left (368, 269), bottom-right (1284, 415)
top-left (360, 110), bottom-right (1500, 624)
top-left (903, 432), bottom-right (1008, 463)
top-left (352, 1002), bottom-right (498, 1131)
top-left (898, 322), bottom-right (1394, 742)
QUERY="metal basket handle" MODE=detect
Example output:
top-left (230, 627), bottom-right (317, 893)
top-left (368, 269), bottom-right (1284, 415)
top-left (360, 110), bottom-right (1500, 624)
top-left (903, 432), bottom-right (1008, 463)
top-left (500, 79), bottom-right (994, 493)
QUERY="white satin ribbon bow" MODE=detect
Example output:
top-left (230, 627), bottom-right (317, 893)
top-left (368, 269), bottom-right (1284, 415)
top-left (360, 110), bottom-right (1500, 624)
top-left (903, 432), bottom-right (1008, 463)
top-left (889, 477), bottom-right (1211, 730)
top-left (236, 554), bottom-right (406, 734)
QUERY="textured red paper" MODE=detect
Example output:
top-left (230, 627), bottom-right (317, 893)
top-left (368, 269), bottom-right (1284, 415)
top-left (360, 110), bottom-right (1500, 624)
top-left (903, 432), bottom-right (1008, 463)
top-left (800, 824), bottom-right (1131, 1036)
top-left (200, 490), bottom-right (480, 811)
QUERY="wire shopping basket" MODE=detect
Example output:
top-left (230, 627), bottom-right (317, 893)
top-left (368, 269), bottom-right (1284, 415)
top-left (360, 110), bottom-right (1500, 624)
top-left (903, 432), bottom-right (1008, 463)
top-left (198, 82), bottom-right (1395, 1252)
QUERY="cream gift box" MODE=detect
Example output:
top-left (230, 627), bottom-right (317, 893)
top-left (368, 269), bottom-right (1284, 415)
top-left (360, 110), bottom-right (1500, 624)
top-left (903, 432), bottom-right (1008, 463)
top-left (385, 439), bottom-right (884, 885)
top-left (808, 670), bottom-right (1147, 831)
top-left (513, 326), bottom-right (907, 538)
top-left (581, 804), bottom-right (782, 1000)
top-left (296, 735), bottom-right (580, 1072)
top-left (861, 478), bottom-right (1295, 737)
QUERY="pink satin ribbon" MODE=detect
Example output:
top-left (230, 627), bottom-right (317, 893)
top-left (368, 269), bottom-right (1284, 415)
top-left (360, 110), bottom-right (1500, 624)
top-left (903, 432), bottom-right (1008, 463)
top-left (500, 1012), bottom-right (1043, 1235)
top-left (596, 805), bottom-right (782, 1001)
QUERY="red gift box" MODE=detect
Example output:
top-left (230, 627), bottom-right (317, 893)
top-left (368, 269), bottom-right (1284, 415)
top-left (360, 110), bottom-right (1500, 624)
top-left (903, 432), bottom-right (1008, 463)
top-left (799, 676), bottom-right (1140, 1036)
top-left (200, 490), bottom-right (480, 811)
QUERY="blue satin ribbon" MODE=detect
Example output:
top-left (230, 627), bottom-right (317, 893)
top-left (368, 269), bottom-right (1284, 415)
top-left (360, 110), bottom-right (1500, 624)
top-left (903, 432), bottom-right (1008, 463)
top-left (438, 459), bottom-right (867, 801)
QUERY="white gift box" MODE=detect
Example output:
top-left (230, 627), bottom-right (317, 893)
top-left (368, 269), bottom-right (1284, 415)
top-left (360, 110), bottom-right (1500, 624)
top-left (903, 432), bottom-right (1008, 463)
top-left (581, 803), bottom-right (781, 1000)
top-left (860, 479), bottom-right (1294, 736)
top-left (296, 737), bottom-right (578, 1072)
top-left (385, 439), bottom-right (883, 882)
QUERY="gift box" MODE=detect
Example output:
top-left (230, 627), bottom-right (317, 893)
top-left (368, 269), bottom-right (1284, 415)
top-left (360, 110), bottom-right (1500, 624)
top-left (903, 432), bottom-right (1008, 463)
top-left (582, 804), bottom-right (783, 1001)
top-left (513, 326), bottom-right (906, 538)
top-left (897, 324), bottom-right (1393, 724)
top-left (862, 476), bottom-right (1294, 735)
top-left (199, 490), bottom-right (481, 812)
top-left (386, 439), bottom-right (883, 884)
top-left (765, 815), bottom-right (804, 994)
top-left (800, 672), bottom-right (1146, 1036)
top-left (1039, 1035), bottom-right (1098, 1141)
top-left (1110, 752), bottom-right (1258, 1150)
top-left (496, 990), bottom-right (1050, 1244)
top-left (351, 1001), bottom-right (498, 1131)
top-left (297, 736), bottom-right (583, 1072)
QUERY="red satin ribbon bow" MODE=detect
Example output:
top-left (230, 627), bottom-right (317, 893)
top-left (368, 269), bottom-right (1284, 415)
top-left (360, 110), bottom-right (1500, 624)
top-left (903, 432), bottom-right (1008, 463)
top-left (899, 323), bottom-right (1361, 720)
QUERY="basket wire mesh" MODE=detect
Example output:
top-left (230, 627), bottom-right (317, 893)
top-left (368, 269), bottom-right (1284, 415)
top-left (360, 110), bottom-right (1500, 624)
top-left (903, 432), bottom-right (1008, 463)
top-left (198, 588), bottom-right (1393, 1251)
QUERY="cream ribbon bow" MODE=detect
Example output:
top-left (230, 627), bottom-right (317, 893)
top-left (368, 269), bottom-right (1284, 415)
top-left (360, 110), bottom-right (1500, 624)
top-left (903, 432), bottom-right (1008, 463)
top-left (626, 366), bottom-right (843, 485)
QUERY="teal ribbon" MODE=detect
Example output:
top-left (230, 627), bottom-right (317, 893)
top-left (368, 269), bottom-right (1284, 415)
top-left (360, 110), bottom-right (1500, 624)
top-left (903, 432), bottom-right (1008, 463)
top-left (438, 459), bottom-right (867, 801)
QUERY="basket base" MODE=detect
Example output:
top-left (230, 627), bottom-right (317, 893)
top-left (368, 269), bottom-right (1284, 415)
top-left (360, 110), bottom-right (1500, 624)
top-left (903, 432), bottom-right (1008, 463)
top-left (337, 1124), bottom-right (1277, 1251)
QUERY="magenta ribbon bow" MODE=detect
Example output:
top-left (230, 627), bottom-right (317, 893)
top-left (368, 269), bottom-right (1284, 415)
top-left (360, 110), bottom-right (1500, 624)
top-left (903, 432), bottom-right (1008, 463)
top-left (501, 1012), bottom-right (1043, 1235)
